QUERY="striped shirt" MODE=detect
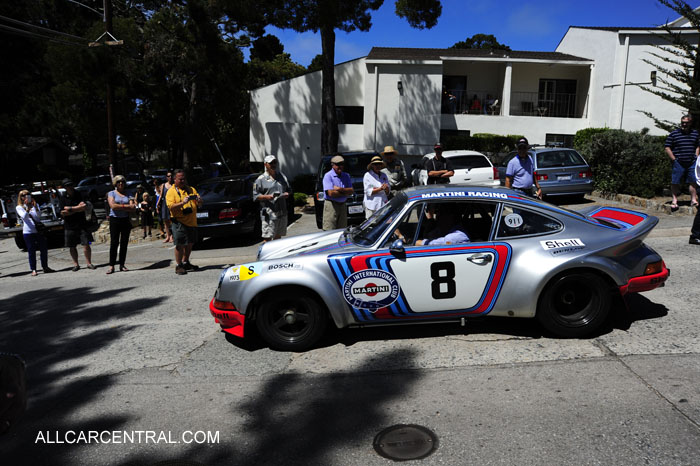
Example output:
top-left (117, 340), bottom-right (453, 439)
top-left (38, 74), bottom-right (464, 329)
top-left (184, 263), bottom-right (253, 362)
top-left (665, 128), bottom-right (699, 166)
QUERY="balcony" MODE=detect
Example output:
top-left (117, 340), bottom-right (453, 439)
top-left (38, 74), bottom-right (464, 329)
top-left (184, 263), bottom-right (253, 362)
top-left (510, 91), bottom-right (579, 118)
top-left (442, 90), bottom-right (501, 115)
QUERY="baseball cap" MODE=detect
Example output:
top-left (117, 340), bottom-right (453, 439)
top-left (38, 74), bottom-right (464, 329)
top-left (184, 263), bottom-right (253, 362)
top-left (264, 155), bottom-right (277, 164)
top-left (434, 142), bottom-right (443, 150)
top-left (62, 178), bottom-right (75, 187)
top-left (517, 137), bottom-right (529, 148)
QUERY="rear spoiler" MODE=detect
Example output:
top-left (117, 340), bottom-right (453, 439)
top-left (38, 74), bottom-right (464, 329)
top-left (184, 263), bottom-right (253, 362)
top-left (583, 206), bottom-right (659, 252)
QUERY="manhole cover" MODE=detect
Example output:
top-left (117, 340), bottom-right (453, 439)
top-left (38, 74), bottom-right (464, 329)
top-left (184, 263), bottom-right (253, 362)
top-left (373, 424), bottom-right (438, 461)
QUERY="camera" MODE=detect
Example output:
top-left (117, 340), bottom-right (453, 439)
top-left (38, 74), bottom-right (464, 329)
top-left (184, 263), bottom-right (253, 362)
top-left (25, 194), bottom-right (32, 203)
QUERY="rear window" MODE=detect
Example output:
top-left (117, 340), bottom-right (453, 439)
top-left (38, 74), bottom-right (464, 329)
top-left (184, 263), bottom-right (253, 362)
top-left (319, 153), bottom-right (377, 178)
top-left (536, 150), bottom-right (586, 168)
top-left (198, 179), bottom-right (247, 200)
top-left (445, 155), bottom-right (491, 170)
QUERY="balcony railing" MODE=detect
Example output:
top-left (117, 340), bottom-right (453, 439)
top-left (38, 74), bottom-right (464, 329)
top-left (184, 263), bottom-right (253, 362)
top-left (442, 90), bottom-right (501, 115)
top-left (510, 91), bottom-right (578, 118)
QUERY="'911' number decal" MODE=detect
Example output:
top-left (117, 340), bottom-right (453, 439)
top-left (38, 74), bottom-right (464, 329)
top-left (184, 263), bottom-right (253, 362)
top-left (430, 262), bottom-right (456, 299)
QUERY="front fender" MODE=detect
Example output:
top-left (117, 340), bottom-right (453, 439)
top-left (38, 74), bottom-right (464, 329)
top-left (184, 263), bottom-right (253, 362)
top-left (217, 262), bottom-right (354, 329)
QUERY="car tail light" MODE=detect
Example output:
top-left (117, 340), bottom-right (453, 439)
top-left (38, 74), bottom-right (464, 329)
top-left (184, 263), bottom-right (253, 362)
top-left (219, 208), bottom-right (241, 219)
top-left (212, 299), bottom-right (237, 310)
top-left (1, 214), bottom-right (7, 228)
top-left (492, 166), bottom-right (499, 180)
top-left (316, 191), bottom-right (325, 201)
top-left (579, 169), bottom-right (593, 178)
top-left (534, 171), bottom-right (548, 181)
top-left (644, 261), bottom-right (664, 275)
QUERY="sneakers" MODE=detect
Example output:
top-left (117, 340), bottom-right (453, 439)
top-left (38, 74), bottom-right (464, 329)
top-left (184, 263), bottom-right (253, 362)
top-left (72, 265), bottom-right (81, 272)
top-left (87, 264), bottom-right (97, 270)
top-left (43, 267), bottom-right (55, 273)
top-left (183, 261), bottom-right (199, 271)
top-left (689, 237), bottom-right (700, 245)
top-left (175, 264), bottom-right (187, 275)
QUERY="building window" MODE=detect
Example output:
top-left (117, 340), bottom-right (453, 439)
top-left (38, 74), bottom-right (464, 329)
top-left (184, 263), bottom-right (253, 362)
top-left (545, 134), bottom-right (574, 148)
top-left (538, 79), bottom-right (577, 118)
top-left (336, 106), bottom-right (363, 124)
top-left (442, 76), bottom-right (467, 114)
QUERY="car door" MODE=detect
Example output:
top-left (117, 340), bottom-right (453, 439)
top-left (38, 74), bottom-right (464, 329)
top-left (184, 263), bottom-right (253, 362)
top-left (327, 200), bottom-right (512, 323)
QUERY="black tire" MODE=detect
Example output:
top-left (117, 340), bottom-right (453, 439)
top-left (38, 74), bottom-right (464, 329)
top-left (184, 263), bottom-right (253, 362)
top-left (255, 291), bottom-right (328, 351)
top-left (537, 272), bottom-right (611, 337)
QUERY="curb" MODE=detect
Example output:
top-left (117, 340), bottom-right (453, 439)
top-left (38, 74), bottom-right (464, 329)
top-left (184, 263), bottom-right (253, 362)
top-left (592, 191), bottom-right (697, 216)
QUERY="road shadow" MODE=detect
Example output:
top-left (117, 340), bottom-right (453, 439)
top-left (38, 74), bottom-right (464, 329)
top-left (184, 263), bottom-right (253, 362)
top-left (114, 348), bottom-right (422, 466)
top-left (194, 235), bottom-right (261, 250)
top-left (0, 286), bottom-right (166, 463)
top-left (139, 259), bottom-right (172, 270)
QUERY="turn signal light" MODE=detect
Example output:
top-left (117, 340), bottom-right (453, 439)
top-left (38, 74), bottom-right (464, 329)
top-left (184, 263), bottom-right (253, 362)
top-left (644, 261), bottom-right (663, 275)
top-left (219, 208), bottom-right (241, 219)
top-left (212, 299), bottom-right (237, 310)
top-left (579, 169), bottom-right (593, 178)
top-left (492, 167), bottom-right (499, 180)
top-left (534, 171), bottom-right (548, 181)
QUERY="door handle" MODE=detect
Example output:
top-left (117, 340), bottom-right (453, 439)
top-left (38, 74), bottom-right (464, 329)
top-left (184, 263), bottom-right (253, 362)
top-left (468, 254), bottom-right (492, 265)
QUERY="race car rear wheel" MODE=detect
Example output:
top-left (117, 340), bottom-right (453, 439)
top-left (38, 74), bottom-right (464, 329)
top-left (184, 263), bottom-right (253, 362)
top-left (537, 272), bottom-right (610, 337)
top-left (255, 291), bottom-right (327, 351)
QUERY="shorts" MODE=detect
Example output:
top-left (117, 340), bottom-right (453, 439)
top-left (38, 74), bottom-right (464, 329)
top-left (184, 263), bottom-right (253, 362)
top-left (261, 215), bottom-right (288, 239)
top-left (671, 160), bottom-right (697, 185)
top-left (171, 221), bottom-right (198, 246)
top-left (64, 228), bottom-right (93, 248)
top-left (323, 200), bottom-right (347, 231)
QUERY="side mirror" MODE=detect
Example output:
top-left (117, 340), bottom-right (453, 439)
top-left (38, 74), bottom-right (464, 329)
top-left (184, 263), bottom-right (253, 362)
top-left (390, 238), bottom-right (405, 258)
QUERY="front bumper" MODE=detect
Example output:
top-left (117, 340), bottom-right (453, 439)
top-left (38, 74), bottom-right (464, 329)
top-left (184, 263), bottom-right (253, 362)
top-left (209, 298), bottom-right (246, 337)
top-left (619, 262), bottom-right (670, 295)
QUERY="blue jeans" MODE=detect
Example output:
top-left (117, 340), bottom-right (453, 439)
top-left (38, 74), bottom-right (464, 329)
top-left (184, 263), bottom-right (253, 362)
top-left (23, 233), bottom-right (48, 271)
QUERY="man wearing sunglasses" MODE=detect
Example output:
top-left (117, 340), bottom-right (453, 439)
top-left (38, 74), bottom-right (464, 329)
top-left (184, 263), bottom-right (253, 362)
top-left (322, 154), bottom-right (354, 230)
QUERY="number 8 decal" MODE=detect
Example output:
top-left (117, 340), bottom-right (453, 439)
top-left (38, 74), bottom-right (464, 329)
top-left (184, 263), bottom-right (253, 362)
top-left (431, 262), bottom-right (456, 299)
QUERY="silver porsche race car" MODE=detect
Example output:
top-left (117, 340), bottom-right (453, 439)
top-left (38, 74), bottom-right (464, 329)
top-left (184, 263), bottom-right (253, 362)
top-left (210, 185), bottom-right (669, 351)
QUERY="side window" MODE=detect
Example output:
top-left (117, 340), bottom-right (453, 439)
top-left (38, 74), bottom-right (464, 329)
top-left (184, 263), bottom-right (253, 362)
top-left (496, 205), bottom-right (562, 238)
top-left (386, 203), bottom-right (424, 247)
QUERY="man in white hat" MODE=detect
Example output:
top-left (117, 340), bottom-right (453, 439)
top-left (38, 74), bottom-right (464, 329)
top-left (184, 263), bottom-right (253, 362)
top-left (380, 145), bottom-right (409, 192)
top-left (322, 154), bottom-right (354, 230)
top-left (253, 155), bottom-right (290, 242)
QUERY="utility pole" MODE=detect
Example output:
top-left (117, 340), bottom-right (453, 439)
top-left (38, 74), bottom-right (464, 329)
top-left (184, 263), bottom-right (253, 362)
top-left (104, 0), bottom-right (116, 176)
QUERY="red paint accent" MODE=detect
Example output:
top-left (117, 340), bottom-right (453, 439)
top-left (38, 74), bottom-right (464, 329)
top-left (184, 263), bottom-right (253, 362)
top-left (209, 298), bottom-right (245, 337)
top-left (619, 262), bottom-right (670, 295)
top-left (591, 208), bottom-right (645, 226)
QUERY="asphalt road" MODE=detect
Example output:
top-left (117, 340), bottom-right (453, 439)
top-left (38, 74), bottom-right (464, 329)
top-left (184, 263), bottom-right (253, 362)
top-left (0, 197), bottom-right (699, 466)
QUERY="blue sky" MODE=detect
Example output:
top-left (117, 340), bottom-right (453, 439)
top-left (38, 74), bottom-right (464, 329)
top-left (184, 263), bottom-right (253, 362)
top-left (261, 0), bottom-right (700, 66)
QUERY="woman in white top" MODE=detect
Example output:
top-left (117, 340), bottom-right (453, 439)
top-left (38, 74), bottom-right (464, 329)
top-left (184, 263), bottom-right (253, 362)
top-left (363, 155), bottom-right (390, 218)
top-left (15, 190), bottom-right (54, 276)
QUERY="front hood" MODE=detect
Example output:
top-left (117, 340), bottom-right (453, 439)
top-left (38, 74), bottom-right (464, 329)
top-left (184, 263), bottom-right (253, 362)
top-left (258, 229), bottom-right (350, 260)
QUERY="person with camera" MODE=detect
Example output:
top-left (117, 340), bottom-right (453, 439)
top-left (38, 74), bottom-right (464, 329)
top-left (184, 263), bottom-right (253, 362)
top-left (253, 155), bottom-right (290, 242)
top-left (15, 189), bottom-right (54, 276)
top-left (166, 169), bottom-right (203, 275)
top-left (59, 178), bottom-right (96, 272)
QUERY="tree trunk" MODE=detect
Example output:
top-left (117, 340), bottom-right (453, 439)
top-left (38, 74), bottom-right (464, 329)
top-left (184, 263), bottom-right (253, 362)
top-left (182, 80), bottom-right (197, 169)
top-left (320, 24), bottom-right (338, 156)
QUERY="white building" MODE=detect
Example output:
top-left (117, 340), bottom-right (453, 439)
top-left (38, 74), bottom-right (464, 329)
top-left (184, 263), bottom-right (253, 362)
top-left (250, 17), bottom-right (698, 177)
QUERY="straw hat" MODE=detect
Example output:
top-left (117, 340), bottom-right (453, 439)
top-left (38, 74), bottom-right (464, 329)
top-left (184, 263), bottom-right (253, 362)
top-left (367, 155), bottom-right (386, 170)
top-left (381, 145), bottom-right (398, 155)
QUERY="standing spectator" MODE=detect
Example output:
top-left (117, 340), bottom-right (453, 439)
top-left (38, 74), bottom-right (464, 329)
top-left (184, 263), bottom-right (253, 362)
top-left (665, 114), bottom-right (699, 210)
top-left (157, 171), bottom-right (174, 243)
top-left (154, 178), bottom-right (166, 238)
top-left (59, 178), bottom-right (96, 271)
top-left (106, 175), bottom-right (136, 274)
top-left (424, 142), bottom-right (454, 184)
top-left (166, 169), bottom-right (203, 275)
top-left (322, 154), bottom-right (354, 230)
top-left (505, 137), bottom-right (543, 198)
top-left (253, 155), bottom-right (291, 242)
top-left (363, 155), bottom-right (390, 218)
top-left (140, 192), bottom-right (154, 239)
top-left (469, 94), bottom-right (482, 113)
top-left (15, 190), bottom-right (54, 276)
top-left (381, 146), bottom-right (409, 193)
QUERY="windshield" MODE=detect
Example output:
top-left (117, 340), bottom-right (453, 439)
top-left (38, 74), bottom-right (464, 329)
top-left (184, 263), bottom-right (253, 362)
top-left (536, 150), bottom-right (586, 168)
top-left (198, 179), bottom-right (247, 200)
top-left (351, 193), bottom-right (408, 246)
top-left (446, 155), bottom-right (491, 170)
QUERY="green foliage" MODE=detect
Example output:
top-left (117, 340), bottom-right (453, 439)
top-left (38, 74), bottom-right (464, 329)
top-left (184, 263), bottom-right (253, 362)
top-left (293, 191), bottom-right (309, 206)
top-left (441, 133), bottom-right (524, 155)
top-left (248, 53), bottom-right (307, 88)
top-left (578, 129), bottom-right (668, 198)
top-left (450, 33), bottom-right (511, 51)
top-left (573, 128), bottom-right (609, 151)
top-left (250, 34), bottom-right (284, 61)
top-left (307, 54), bottom-right (324, 72)
top-left (291, 173), bottom-right (317, 195)
top-left (395, 0), bottom-right (442, 29)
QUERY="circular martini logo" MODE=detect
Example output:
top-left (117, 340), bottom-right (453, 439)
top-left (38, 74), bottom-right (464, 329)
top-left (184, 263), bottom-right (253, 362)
top-left (342, 269), bottom-right (400, 310)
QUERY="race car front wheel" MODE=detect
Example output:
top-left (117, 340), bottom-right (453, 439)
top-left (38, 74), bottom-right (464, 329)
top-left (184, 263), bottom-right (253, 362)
top-left (537, 272), bottom-right (611, 338)
top-left (255, 291), bottom-right (328, 351)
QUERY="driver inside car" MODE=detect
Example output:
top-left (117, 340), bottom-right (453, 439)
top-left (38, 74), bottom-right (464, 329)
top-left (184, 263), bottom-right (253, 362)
top-left (415, 206), bottom-right (470, 246)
